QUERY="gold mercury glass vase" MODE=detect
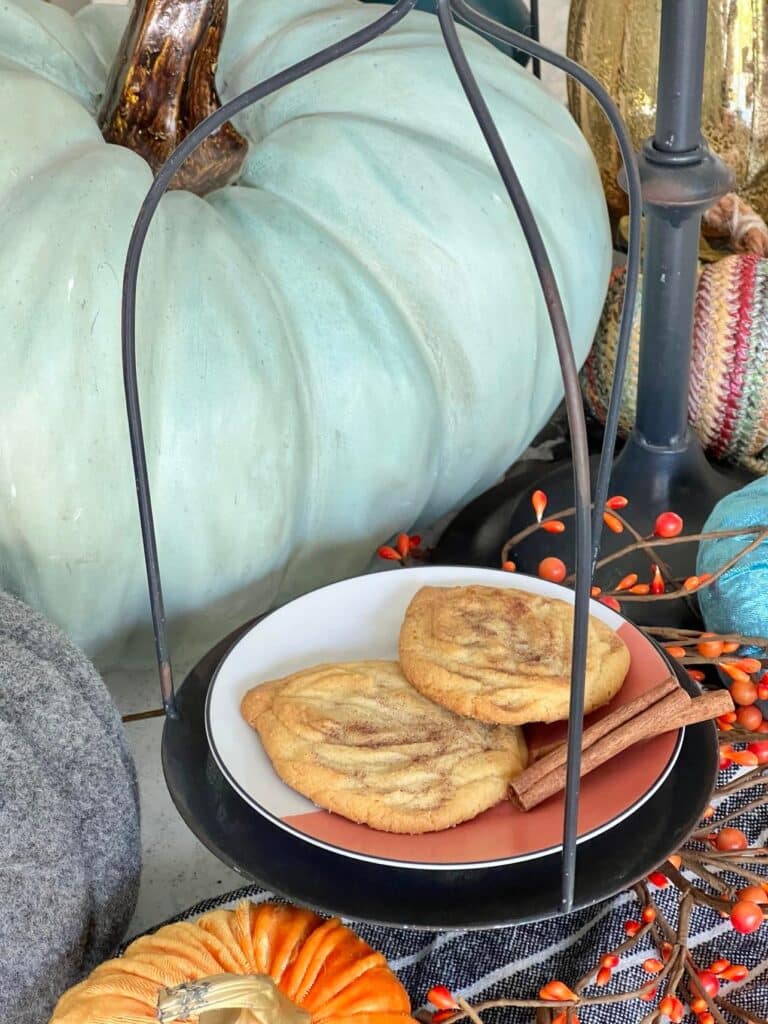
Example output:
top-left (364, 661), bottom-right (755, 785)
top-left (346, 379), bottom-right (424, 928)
top-left (567, 0), bottom-right (768, 223)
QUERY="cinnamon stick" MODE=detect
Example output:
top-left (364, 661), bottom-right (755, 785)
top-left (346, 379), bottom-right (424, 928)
top-left (517, 676), bottom-right (680, 794)
top-left (673, 687), bottom-right (735, 725)
top-left (510, 686), bottom-right (733, 812)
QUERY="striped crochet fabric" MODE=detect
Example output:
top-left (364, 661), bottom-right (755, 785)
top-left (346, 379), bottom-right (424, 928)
top-left (143, 770), bottom-right (767, 1024)
top-left (581, 254), bottom-right (768, 476)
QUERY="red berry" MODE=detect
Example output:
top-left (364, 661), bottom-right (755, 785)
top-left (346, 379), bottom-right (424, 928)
top-left (539, 980), bottom-right (577, 1002)
top-left (650, 564), bottom-right (665, 595)
top-left (732, 657), bottom-right (763, 675)
top-left (641, 906), bottom-right (657, 923)
top-left (654, 512), bottom-right (683, 538)
top-left (747, 741), bottom-right (768, 764)
top-left (659, 995), bottom-right (684, 1023)
top-left (642, 958), bottom-right (664, 974)
top-left (599, 596), bottom-right (621, 613)
top-left (623, 919), bottom-right (640, 936)
top-left (695, 971), bottom-right (720, 998)
top-left (427, 986), bottom-right (459, 1010)
top-left (531, 489), bottom-right (548, 523)
top-left (606, 495), bottom-right (628, 509)
top-left (603, 511), bottom-right (624, 534)
top-left (714, 828), bottom-right (748, 851)
top-left (690, 997), bottom-right (708, 1014)
top-left (616, 573), bottom-right (638, 591)
top-left (737, 705), bottom-right (764, 731)
top-left (736, 749), bottom-right (760, 766)
top-left (709, 959), bottom-right (730, 975)
top-left (541, 520), bottom-right (566, 534)
top-left (722, 964), bottom-right (749, 981)
top-left (538, 557), bottom-right (566, 583)
top-left (738, 886), bottom-right (768, 905)
top-left (395, 533), bottom-right (410, 558)
top-left (647, 871), bottom-right (669, 888)
top-left (600, 954), bottom-right (619, 969)
top-left (377, 545), bottom-right (401, 561)
top-left (728, 678), bottom-right (758, 705)
top-left (640, 986), bottom-right (657, 1002)
top-left (664, 645), bottom-right (686, 659)
top-left (700, 1014), bottom-right (716, 1024)
top-left (432, 1011), bottom-right (454, 1023)
top-left (730, 900), bottom-right (764, 934)
top-left (595, 966), bottom-right (611, 986)
top-left (502, 560), bottom-right (517, 573)
top-left (697, 635), bottom-right (724, 659)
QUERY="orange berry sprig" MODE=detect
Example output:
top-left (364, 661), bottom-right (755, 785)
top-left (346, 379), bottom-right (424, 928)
top-left (377, 533), bottom-right (422, 564)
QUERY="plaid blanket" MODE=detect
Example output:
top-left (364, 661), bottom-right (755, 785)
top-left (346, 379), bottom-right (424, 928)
top-left (153, 772), bottom-right (767, 1022)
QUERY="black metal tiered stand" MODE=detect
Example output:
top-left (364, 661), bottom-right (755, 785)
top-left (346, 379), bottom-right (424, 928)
top-left (121, 0), bottom-right (719, 929)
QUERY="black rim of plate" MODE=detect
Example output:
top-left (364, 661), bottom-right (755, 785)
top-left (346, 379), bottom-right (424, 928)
top-left (203, 566), bottom-right (685, 872)
top-left (163, 614), bottom-right (718, 930)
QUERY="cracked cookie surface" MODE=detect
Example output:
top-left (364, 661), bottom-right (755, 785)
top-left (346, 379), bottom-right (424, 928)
top-left (240, 660), bottom-right (527, 833)
top-left (399, 585), bottom-right (630, 725)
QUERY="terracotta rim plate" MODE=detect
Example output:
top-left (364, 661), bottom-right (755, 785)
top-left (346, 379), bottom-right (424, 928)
top-left (206, 565), bottom-right (682, 870)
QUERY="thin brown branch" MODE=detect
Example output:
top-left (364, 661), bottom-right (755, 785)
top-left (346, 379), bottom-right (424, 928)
top-left (500, 507), bottom-right (576, 565)
top-left (693, 795), bottom-right (768, 836)
top-left (592, 525), bottom-right (768, 601)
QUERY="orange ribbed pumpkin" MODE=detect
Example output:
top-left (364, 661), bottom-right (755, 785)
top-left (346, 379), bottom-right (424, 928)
top-left (50, 902), bottom-right (415, 1024)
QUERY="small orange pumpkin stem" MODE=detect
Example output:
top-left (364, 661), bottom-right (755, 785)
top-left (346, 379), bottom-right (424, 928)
top-left (157, 974), bottom-right (311, 1024)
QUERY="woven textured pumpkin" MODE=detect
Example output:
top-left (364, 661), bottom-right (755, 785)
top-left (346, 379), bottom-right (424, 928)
top-left (581, 254), bottom-right (768, 474)
top-left (50, 901), bottom-right (415, 1024)
top-left (0, 0), bottom-right (610, 667)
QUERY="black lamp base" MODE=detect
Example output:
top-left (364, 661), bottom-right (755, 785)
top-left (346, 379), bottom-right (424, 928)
top-left (433, 432), bottom-right (753, 629)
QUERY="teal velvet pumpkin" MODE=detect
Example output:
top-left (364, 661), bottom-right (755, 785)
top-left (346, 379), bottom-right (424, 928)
top-left (0, 0), bottom-right (610, 664)
top-left (697, 475), bottom-right (768, 644)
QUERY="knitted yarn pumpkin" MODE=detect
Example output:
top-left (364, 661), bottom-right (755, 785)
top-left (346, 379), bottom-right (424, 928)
top-left (50, 901), bottom-right (415, 1024)
top-left (581, 254), bottom-right (768, 474)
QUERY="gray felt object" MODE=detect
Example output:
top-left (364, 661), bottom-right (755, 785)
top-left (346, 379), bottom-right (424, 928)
top-left (0, 591), bottom-right (140, 1024)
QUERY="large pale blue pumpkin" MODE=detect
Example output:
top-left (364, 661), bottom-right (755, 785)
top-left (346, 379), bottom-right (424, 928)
top-left (0, 0), bottom-right (611, 664)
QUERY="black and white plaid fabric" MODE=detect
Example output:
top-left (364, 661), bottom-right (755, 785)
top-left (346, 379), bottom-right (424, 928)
top-left (150, 773), bottom-right (767, 1022)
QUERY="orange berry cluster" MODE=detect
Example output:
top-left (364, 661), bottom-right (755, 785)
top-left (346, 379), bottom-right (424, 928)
top-left (377, 533), bottom-right (422, 562)
top-left (662, 635), bottom-right (768, 756)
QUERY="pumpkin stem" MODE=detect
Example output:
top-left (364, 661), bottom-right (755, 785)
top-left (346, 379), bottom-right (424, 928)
top-left (98, 0), bottom-right (248, 195)
top-left (157, 973), bottom-right (312, 1024)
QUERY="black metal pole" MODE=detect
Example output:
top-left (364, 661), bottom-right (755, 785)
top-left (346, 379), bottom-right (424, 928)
top-left (605, 0), bottom-right (740, 533)
top-left (632, 0), bottom-right (716, 451)
top-left (654, 0), bottom-right (707, 154)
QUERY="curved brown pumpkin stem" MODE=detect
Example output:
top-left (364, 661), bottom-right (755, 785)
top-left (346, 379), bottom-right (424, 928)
top-left (98, 0), bottom-right (248, 195)
top-left (157, 974), bottom-right (312, 1024)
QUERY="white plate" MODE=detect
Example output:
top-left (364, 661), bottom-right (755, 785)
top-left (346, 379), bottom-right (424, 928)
top-left (206, 565), bottom-right (682, 870)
